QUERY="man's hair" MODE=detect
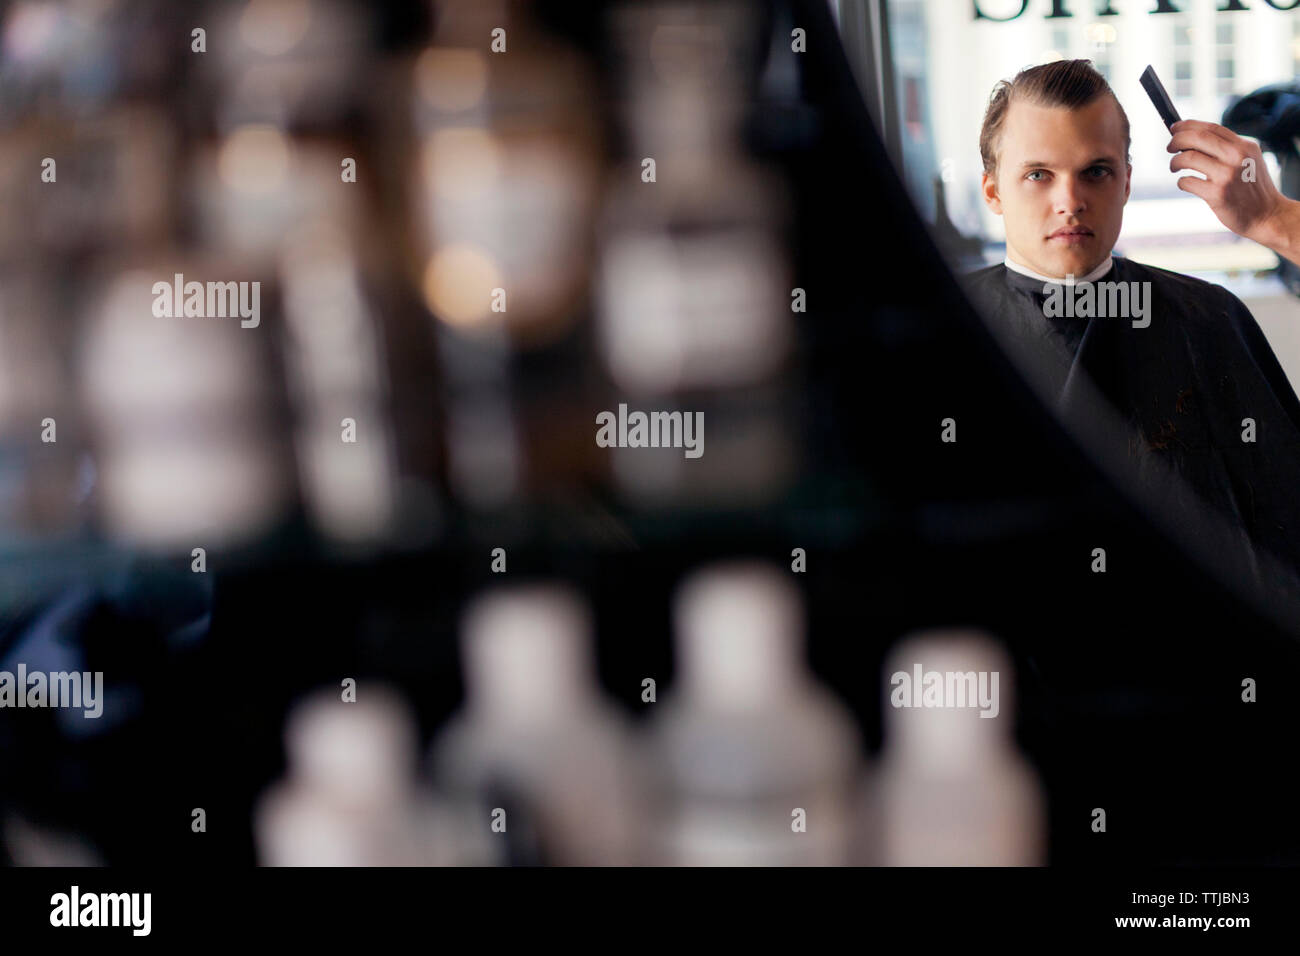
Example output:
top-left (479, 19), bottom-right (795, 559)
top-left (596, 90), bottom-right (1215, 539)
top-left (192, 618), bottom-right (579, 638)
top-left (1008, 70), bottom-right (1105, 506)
top-left (979, 59), bottom-right (1131, 178)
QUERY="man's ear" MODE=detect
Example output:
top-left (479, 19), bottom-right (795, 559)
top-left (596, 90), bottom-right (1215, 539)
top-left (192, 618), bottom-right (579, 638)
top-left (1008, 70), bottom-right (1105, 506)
top-left (981, 170), bottom-right (1003, 215)
top-left (1124, 161), bottom-right (1132, 203)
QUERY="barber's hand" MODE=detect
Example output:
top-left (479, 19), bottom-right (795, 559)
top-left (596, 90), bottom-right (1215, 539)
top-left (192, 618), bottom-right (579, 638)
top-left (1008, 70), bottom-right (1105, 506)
top-left (1167, 119), bottom-right (1289, 247)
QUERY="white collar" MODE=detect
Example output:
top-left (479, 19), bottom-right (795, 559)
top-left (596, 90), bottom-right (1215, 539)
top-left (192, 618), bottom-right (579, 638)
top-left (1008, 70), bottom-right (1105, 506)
top-left (1004, 254), bottom-right (1115, 285)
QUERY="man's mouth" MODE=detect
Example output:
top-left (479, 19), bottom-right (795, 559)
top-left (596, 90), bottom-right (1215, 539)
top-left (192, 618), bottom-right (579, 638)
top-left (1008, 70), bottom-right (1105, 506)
top-left (1048, 227), bottom-right (1093, 244)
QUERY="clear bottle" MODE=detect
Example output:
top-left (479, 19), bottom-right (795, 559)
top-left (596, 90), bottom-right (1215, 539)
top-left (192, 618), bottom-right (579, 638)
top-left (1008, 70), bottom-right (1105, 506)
top-left (644, 562), bottom-right (862, 865)
top-left (429, 584), bottom-right (639, 865)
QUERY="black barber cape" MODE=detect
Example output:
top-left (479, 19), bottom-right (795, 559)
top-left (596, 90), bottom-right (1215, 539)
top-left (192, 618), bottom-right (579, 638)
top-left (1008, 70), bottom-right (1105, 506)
top-left (963, 254), bottom-right (1300, 609)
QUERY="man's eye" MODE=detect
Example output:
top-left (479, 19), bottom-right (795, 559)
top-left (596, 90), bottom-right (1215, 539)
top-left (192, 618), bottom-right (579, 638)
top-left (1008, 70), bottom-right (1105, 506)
top-left (1026, 170), bottom-right (1045, 181)
top-left (1087, 166), bottom-right (1112, 177)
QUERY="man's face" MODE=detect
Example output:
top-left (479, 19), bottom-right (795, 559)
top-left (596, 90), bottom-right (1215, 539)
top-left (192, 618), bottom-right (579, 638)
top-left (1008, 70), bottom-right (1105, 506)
top-left (981, 95), bottom-right (1131, 279)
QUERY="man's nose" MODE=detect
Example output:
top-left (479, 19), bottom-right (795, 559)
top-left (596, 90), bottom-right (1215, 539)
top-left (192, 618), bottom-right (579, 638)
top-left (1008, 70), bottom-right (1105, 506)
top-left (1053, 176), bottom-right (1086, 215)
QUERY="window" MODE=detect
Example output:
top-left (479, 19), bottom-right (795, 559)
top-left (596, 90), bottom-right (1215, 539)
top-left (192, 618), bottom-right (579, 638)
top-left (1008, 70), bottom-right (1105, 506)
top-left (1050, 26), bottom-right (1071, 59)
top-left (1215, 21), bottom-right (1235, 96)
top-left (1084, 21), bottom-right (1116, 81)
top-left (1173, 21), bottom-right (1194, 98)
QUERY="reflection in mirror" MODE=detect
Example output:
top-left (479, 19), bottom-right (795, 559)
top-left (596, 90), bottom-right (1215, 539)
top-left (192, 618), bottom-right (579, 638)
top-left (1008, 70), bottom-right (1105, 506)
top-left (834, 0), bottom-right (1300, 625)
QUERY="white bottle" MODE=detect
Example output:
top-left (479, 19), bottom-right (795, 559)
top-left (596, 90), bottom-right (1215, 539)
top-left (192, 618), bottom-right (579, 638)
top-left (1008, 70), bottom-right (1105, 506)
top-left (876, 630), bottom-right (1046, 866)
top-left (78, 266), bottom-right (290, 550)
top-left (255, 683), bottom-right (449, 866)
top-left (429, 585), bottom-right (639, 865)
top-left (644, 562), bottom-right (863, 865)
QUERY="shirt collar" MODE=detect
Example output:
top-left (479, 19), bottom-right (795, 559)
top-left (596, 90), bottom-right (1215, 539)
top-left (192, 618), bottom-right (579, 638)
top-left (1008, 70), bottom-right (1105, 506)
top-left (1004, 254), bottom-right (1115, 285)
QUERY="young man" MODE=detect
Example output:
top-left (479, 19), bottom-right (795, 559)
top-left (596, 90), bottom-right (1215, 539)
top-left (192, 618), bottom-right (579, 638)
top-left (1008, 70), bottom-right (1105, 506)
top-left (962, 59), bottom-right (1300, 597)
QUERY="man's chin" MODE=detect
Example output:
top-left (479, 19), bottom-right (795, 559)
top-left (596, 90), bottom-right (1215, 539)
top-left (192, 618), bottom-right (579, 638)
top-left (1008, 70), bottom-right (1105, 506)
top-left (1035, 247), bottom-right (1104, 279)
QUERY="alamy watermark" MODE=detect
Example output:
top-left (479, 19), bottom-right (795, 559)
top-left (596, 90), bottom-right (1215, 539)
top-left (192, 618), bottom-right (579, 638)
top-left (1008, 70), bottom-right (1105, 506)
top-left (50, 886), bottom-right (151, 936)
top-left (889, 663), bottom-right (1000, 718)
top-left (1041, 276), bottom-right (1152, 328)
top-left (595, 403), bottom-right (703, 459)
top-left (152, 273), bottom-right (260, 328)
top-left (0, 665), bottom-right (103, 718)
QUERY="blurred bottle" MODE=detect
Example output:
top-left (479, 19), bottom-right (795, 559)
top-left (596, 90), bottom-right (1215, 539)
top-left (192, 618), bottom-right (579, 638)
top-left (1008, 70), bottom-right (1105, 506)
top-left (429, 584), bottom-right (639, 865)
top-left (188, 0), bottom-right (424, 549)
top-left (193, 119), bottom-right (415, 546)
top-left (876, 630), bottom-right (1046, 866)
top-left (409, 0), bottom-right (604, 509)
top-left (643, 562), bottom-right (862, 865)
top-left (598, 1), bottom-right (797, 506)
top-left (411, 0), bottom-right (601, 345)
top-left (279, 220), bottom-right (409, 548)
top-left (77, 263), bottom-right (292, 550)
top-left (255, 684), bottom-right (450, 866)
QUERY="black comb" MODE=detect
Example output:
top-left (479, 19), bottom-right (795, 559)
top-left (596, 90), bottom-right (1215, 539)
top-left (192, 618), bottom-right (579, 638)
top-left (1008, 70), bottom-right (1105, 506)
top-left (1140, 65), bottom-right (1182, 132)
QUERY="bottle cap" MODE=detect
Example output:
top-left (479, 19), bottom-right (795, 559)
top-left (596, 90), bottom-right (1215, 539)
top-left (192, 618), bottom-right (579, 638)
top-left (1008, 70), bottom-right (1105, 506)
top-left (674, 561), bottom-right (801, 709)
top-left (883, 629), bottom-right (1013, 768)
top-left (462, 584), bottom-right (594, 722)
top-left (285, 683), bottom-right (416, 802)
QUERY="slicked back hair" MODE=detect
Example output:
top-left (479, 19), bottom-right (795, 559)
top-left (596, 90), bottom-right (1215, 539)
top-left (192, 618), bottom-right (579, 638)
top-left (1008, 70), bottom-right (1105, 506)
top-left (980, 59), bottom-right (1131, 179)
